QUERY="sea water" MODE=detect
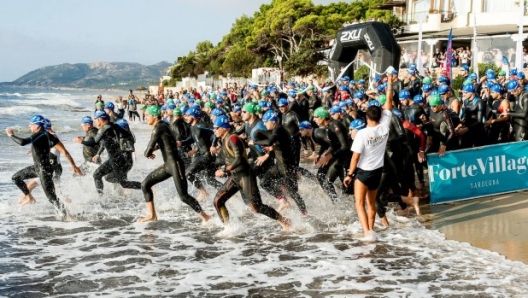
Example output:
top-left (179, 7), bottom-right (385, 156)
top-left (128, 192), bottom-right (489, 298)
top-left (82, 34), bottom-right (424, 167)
top-left (1, 88), bottom-right (528, 297)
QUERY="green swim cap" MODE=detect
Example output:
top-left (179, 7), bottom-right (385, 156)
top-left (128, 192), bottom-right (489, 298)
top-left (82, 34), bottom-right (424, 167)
top-left (499, 70), bottom-right (506, 76)
top-left (139, 104), bottom-right (147, 110)
top-left (96, 102), bottom-right (103, 107)
top-left (173, 108), bottom-right (182, 116)
top-left (243, 103), bottom-right (257, 115)
top-left (251, 98), bottom-right (259, 104)
top-left (166, 99), bottom-right (174, 104)
top-left (378, 94), bottom-right (387, 105)
top-left (429, 94), bottom-right (442, 106)
top-left (253, 105), bottom-right (262, 114)
top-left (204, 101), bottom-right (214, 109)
top-left (195, 100), bottom-right (202, 107)
top-left (463, 79), bottom-right (473, 86)
top-left (423, 77), bottom-right (432, 84)
top-left (146, 105), bottom-right (161, 116)
top-left (313, 107), bottom-right (330, 119)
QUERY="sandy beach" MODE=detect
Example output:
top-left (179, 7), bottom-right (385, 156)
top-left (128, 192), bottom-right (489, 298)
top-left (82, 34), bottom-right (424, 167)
top-left (424, 191), bottom-right (528, 264)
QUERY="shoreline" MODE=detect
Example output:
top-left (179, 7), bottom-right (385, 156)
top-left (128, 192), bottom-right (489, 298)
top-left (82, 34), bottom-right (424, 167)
top-left (423, 191), bottom-right (528, 264)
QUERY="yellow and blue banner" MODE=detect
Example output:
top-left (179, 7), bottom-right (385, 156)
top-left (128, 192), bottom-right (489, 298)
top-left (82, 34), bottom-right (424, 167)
top-left (428, 141), bottom-right (528, 204)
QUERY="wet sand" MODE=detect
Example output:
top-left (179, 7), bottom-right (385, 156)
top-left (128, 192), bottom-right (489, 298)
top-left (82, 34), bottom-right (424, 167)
top-left (423, 191), bottom-right (528, 264)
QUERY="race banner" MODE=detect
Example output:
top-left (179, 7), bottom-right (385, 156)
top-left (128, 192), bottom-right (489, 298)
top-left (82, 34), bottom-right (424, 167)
top-left (428, 141), bottom-right (528, 204)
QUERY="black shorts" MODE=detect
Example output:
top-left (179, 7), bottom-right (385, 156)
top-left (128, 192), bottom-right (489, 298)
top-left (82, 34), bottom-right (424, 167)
top-left (356, 167), bottom-right (384, 190)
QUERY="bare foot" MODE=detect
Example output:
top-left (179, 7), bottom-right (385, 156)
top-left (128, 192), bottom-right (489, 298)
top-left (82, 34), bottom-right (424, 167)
top-left (137, 215), bottom-right (158, 222)
top-left (19, 194), bottom-right (36, 206)
top-left (278, 217), bottom-right (291, 231)
top-left (411, 196), bottom-right (421, 216)
top-left (199, 211), bottom-right (211, 222)
top-left (197, 190), bottom-right (209, 202)
top-left (381, 216), bottom-right (390, 227)
top-left (277, 199), bottom-right (290, 212)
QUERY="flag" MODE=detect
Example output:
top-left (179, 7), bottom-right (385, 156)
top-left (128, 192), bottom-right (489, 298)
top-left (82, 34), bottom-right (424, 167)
top-left (416, 21), bottom-right (425, 76)
top-left (502, 56), bottom-right (510, 77)
top-left (446, 28), bottom-right (453, 80)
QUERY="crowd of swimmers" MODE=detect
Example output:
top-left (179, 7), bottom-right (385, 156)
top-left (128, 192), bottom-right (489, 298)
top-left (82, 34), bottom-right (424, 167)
top-left (7, 64), bottom-right (528, 239)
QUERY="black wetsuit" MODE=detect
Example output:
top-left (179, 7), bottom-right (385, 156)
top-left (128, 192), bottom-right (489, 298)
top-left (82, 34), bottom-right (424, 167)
top-left (213, 133), bottom-right (280, 223)
top-left (425, 108), bottom-right (456, 152)
top-left (312, 120), bottom-right (349, 202)
top-left (82, 127), bottom-right (100, 163)
top-left (509, 91), bottom-right (528, 141)
top-left (170, 118), bottom-right (192, 167)
top-left (142, 121), bottom-right (203, 213)
top-left (255, 125), bottom-right (307, 213)
top-left (403, 103), bottom-right (428, 184)
top-left (10, 130), bottom-right (66, 215)
top-left (180, 121), bottom-right (222, 190)
top-left (82, 122), bottom-right (141, 194)
top-left (407, 77), bottom-right (422, 99)
top-left (460, 96), bottom-right (486, 148)
top-left (485, 96), bottom-right (510, 144)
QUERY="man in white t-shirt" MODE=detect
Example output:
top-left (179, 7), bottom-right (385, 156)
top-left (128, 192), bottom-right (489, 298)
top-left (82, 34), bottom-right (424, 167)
top-left (343, 72), bottom-right (394, 241)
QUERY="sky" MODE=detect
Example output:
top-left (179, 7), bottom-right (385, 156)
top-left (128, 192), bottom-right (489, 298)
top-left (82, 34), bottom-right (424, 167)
top-left (0, 0), bottom-right (338, 82)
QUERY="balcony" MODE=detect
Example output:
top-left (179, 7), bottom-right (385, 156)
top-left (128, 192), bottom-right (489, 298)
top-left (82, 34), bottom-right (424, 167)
top-left (402, 10), bottom-right (456, 25)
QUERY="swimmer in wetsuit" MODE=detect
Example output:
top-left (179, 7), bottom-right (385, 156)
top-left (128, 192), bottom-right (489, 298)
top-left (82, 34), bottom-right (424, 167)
top-left (79, 116), bottom-right (100, 164)
top-left (74, 110), bottom-right (141, 196)
top-left (251, 110), bottom-right (308, 215)
top-left (6, 115), bottom-right (82, 216)
top-left (138, 105), bottom-right (211, 222)
top-left (503, 80), bottom-right (528, 141)
top-left (211, 115), bottom-right (290, 230)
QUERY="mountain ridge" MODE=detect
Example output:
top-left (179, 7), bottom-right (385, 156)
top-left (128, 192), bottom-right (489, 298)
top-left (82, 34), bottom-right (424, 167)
top-left (0, 61), bottom-right (172, 90)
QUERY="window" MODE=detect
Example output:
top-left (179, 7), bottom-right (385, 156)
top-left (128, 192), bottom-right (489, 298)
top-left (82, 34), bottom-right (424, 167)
top-left (484, 0), bottom-right (517, 13)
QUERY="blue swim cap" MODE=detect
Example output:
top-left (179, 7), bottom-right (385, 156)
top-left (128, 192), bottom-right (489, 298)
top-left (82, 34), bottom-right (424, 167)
top-left (185, 106), bottom-right (201, 118)
top-left (233, 105), bottom-right (242, 112)
top-left (507, 80), bottom-right (520, 91)
top-left (29, 115), bottom-right (46, 127)
top-left (43, 118), bottom-right (52, 130)
top-left (349, 118), bottom-right (366, 130)
top-left (278, 98), bottom-right (289, 107)
top-left (377, 84), bottom-right (386, 93)
top-left (438, 76), bottom-right (448, 83)
top-left (161, 105), bottom-right (167, 111)
top-left (299, 120), bottom-right (312, 130)
top-left (105, 102), bottom-right (115, 110)
top-left (510, 68), bottom-right (518, 76)
top-left (369, 100), bottom-right (381, 107)
top-left (469, 73), bottom-right (478, 81)
top-left (216, 98), bottom-right (223, 104)
top-left (338, 101), bottom-right (347, 109)
top-left (462, 84), bottom-right (475, 93)
top-left (486, 72), bottom-right (496, 80)
top-left (345, 99), bottom-right (353, 107)
top-left (413, 95), bottom-right (424, 104)
top-left (517, 72), bottom-right (526, 79)
top-left (422, 84), bottom-right (432, 92)
top-left (354, 91), bottom-right (364, 100)
top-left (399, 89), bottom-right (411, 99)
top-left (81, 116), bottom-right (93, 125)
top-left (461, 64), bottom-right (469, 71)
top-left (438, 84), bottom-right (450, 95)
top-left (262, 110), bottom-right (278, 122)
top-left (181, 105), bottom-right (190, 115)
top-left (116, 118), bottom-right (129, 131)
top-left (211, 108), bottom-right (225, 117)
top-left (221, 91), bottom-right (228, 97)
top-left (341, 75), bottom-right (350, 81)
top-left (329, 105), bottom-right (343, 115)
top-left (358, 79), bottom-right (365, 84)
top-left (94, 110), bottom-right (109, 120)
top-left (167, 103), bottom-right (176, 110)
top-left (213, 115), bottom-right (230, 129)
top-left (490, 84), bottom-right (502, 93)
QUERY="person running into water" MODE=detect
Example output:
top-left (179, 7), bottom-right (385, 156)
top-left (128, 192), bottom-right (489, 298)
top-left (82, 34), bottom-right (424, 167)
top-left (344, 70), bottom-right (394, 241)
top-left (78, 116), bottom-right (100, 164)
top-left (6, 115), bottom-right (82, 216)
top-left (139, 105), bottom-right (211, 222)
top-left (211, 115), bottom-right (290, 230)
top-left (74, 111), bottom-right (141, 197)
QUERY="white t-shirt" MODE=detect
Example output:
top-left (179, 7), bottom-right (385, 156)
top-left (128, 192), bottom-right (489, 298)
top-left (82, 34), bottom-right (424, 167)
top-left (351, 109), bottom-right (391, 170)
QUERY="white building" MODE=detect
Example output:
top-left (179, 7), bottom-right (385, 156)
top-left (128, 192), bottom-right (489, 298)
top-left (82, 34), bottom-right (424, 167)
top-left (388, 0), bottom-right (528, 69)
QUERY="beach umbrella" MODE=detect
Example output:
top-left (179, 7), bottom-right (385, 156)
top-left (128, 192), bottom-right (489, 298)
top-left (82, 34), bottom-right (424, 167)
top-left (136, 86), bottom-right (147, 91)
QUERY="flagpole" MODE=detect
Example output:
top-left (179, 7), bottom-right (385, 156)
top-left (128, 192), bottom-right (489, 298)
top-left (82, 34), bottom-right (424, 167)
top-left (416, 19), bottom-right (425, 76)
top-left (515, 0), bottom-right (525, 71)
top-left (472, 0), bottom-right (479, 80)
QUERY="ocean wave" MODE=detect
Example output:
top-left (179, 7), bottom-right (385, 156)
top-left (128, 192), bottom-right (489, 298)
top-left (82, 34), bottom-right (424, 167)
top-left (0, 106), bottom-right (42, 116)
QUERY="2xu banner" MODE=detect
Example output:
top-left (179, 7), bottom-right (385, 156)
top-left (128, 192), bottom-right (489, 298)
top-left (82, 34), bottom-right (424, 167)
top-left (427, 141), bottom-right (528, 204)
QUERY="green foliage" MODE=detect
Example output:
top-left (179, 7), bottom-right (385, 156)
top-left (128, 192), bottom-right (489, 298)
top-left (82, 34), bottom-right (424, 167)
top-left (354, 65), bottom-right (370, 82)
top-left (451, 75), bottom-right (465, 98)
top-left (472, 63), bottom-right (501, 79)
top-left (167, 0), bottom-right (400, 80)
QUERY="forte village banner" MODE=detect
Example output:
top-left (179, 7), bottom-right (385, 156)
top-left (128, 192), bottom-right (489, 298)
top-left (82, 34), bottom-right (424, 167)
top-left (427, 141), bottom-right (528, 204)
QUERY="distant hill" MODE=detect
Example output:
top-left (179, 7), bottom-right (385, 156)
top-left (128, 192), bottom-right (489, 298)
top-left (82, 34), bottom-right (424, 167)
top-left (0, 61), bottom-right (172, 89)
